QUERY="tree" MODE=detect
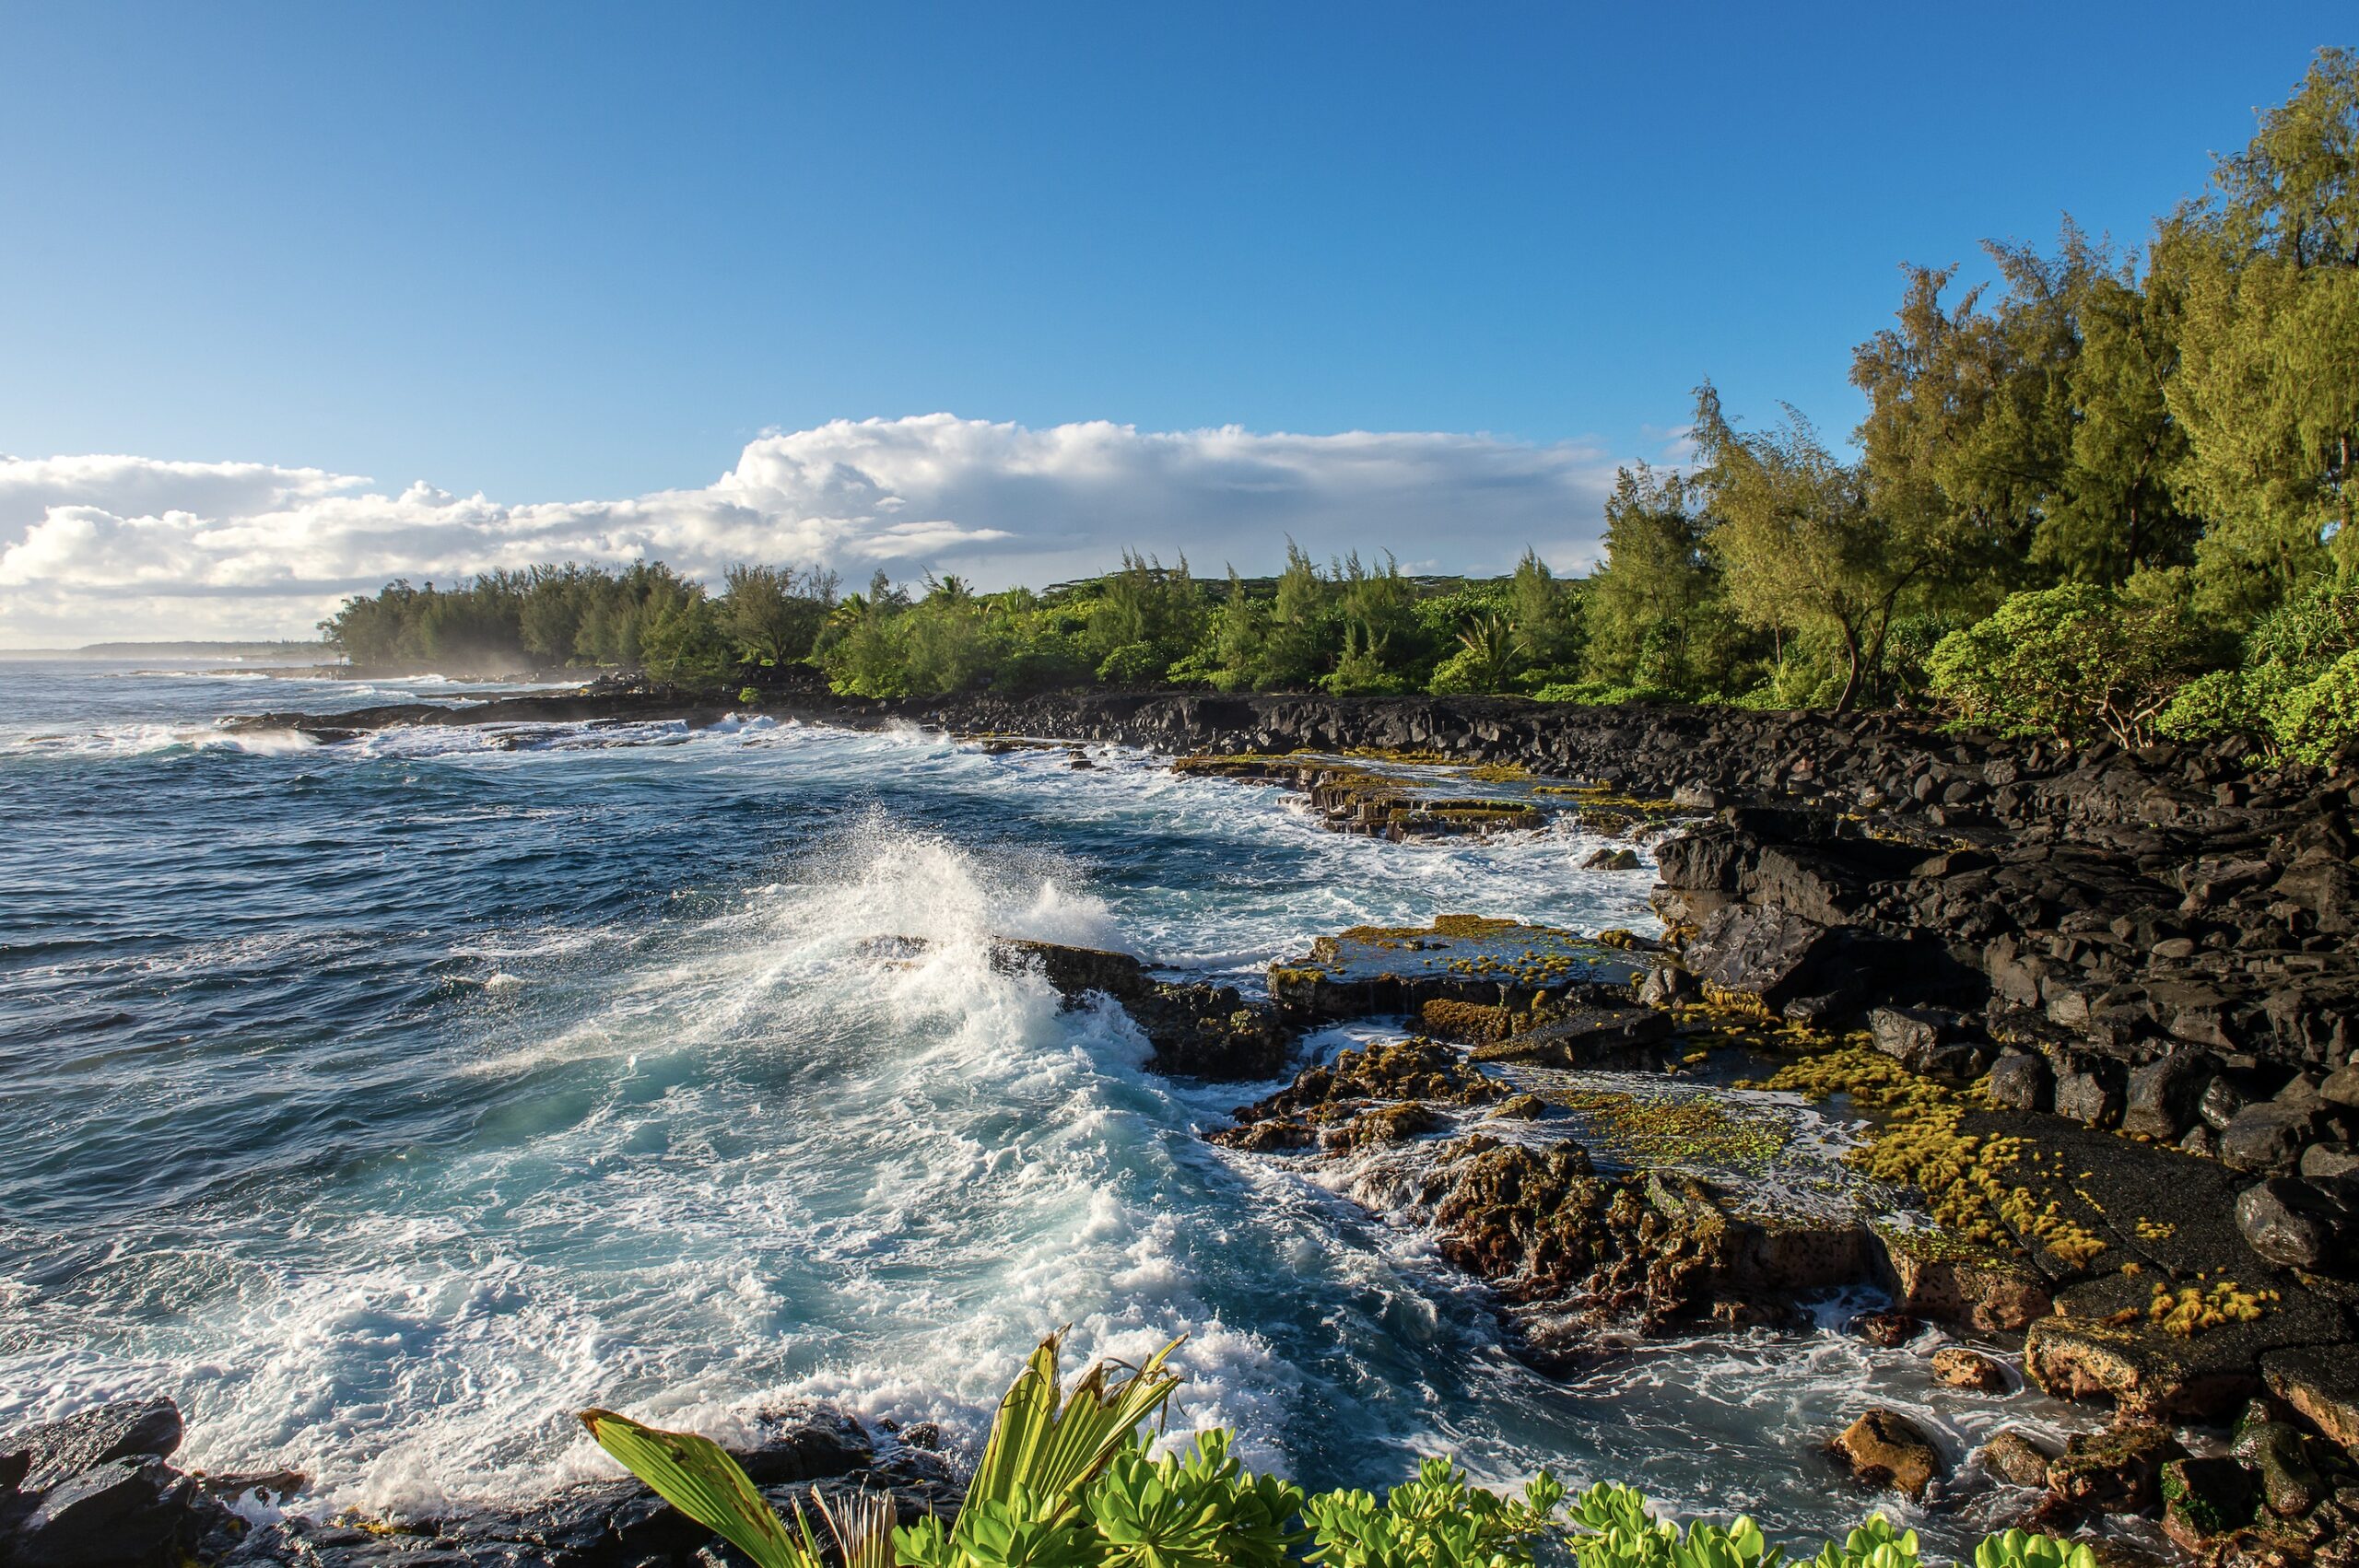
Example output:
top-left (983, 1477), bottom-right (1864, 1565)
top-left (1581, 463), bottom-right (1748, 696)
top-left (719, 564), bottom-right (837, 670)
top-left (1691, 384), bottom-right (1922, 710)
top-left (2167, 48), bottom-right (2359, 618)
top-left (1257, 543), bottom-right (1332, 690)
top-left (1507, 548), bottom-right (1580, 677)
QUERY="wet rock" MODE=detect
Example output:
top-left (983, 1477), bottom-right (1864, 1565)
top-left (2048, 1422), bottom-right (2186, 1513)
top-left (1984, 1051), bottom-right (2054, 1113)
top-left (1874, 1238), bottom-right (2052, 1332)
top-left (1584, 847), bottom-right (1641, 872)
top-left (2223, 1103), bottom-right (2320, 1175)
top-left (8, 1456), bottom-right (197, 1568)
top-left (1982, 1428), bottom-right (2057, 1489)
top-left (731, 1405), bottom-right (874, 1484)
top-left (2162, 1456), bottom-right (2258, 1550)
top-left (2236, 1178), bottom-right (2349, 1271)
top-left (1853, 1311), bottom-right (1920, 1349)
top-left (1470, 1006), bottom-right (1672, 1067)
top-left (1930, 1346), bottom-right (2008, 1391)
top-left (0, 1397), bottom-right (184, 1494)
top-left (1327, 1102), bottom-right (1445, 1150)
top-left (2124, 1048), bottom-right (2217, 1141)
top-left (2233, 1420), bottom-right (2326, 1516)
top-left (2025, 1273), bottom-right (2350, 1420)
top-left (1830, 1409), bottom-right (1942, 1498)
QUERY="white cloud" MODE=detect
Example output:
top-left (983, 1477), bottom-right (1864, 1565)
top-left (0, 415), bottom-right (1625, 645)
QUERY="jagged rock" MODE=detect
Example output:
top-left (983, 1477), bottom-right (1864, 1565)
top-left (1868, 1007), bottom-right (1988, 1079)
top-left (2224, 1103), bottom-right (2322, 1174)
top-left (1328, 1102), bottom-right (1445, 1150)
top-left (1637, 965), bottom-right (1698, 1010)
top-left (2124, 1048), bottom-right (2217, 1141)
top-left (2236, 1178), bottom-right (2348, 1271)
top-left (2054, 1055), bottom-right (2123, 1128)
top-left (1681, 906), bottom-right (1837, 1012)
top-left (2162, 1457), bottom-right (2258, 1550)
top-left (0, 1397), bottom-right (184, 1494)
top-left (8, 1456), bottom-right (197, 1568)
top-left (1981, 1428), bottom-right (2056, 1488)
top-left (2048, 1422), bottom-right (2186, 1513)
top-left (2262, 1348), bottom-right (2359, 1455)
top-left (2233, 1420), bottom-right (2326, 1516)
top-left (1983, 1051), bottom-right (2053, 1113)
top-left (1930, 1346), bottom-right (2007, 1391)
top-left (1874, 1238), bottom-right (2052, 1332)
top-left (1830, 1409), bottom-right (1942, 1498)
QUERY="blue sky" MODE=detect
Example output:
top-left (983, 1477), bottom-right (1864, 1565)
top-left (0, 4), bottom-right (2350, 639)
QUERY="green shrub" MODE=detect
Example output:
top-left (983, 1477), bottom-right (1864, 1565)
top-left (2276, 649), bottom-right (2359, 766)
top-left (581, 1333), bottom-right (2093, 1568)
top-left (1925, 583), bottom-right (2204, 745)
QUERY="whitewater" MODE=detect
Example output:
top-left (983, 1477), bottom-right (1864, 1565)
top-left (0, 661), bottom-right (2088, 1543)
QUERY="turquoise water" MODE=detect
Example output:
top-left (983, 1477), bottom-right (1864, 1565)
top-left (0, 662), bottom-right (2081, 1539)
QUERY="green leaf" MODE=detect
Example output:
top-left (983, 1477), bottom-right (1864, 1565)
top-left (579, 1408), bottom-right (816, 1568)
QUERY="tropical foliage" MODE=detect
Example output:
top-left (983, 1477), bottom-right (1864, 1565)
top-left (581, 1332), bottom-right (2092, 1568)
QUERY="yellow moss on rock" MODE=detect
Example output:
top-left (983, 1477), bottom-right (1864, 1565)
top-left (1742, 1044), bottom-right (2107, 1269)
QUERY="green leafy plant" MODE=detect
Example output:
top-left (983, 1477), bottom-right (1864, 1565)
top-left (1971, 1529), bottom-right (2096, 1568)
top-left (581, 1335), bottom-right (2096, 1568)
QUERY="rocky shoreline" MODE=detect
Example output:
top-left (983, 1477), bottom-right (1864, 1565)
top-left (51, 683), bottom-right (2351, 1566)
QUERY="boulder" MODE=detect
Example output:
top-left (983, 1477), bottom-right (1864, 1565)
top-left (0, 1397), bottom-right (184, 1495)
top-left (2123, 1048), bottom-right (2216, 1141)
top-left (8, 1457), bottom-right (195, 1568)
top-left (2053, 1056), bottom-right (2122, 1129)
top-left (1852, 1311), bottom-right (1921, 1349)
top-left (2324, 1064), bottom-right (2359, 1110)
top-left (2222, 1103), bottom-right (2320, 1175)
top-left (1583, 847), bottom-right (1641, 872)
top-left (1982, 1051), bottom-right (2052, 1113)
top-left (2261, 1347), bottom-right (2359, 1456)
top-left (1681, 906), bottom-right (1838, 1013)
top-left (2161, 1456), bottom-right (2258, 1551)
top-left (1979, 1429), bottom-right (2055, 1489)
top-left (2302, 1141), bottom-right (2359, 1179)
top-left (1868, 1008), bottom-right (1987, 1079)
top-left (1829, 1409), bottom-right (1942, 1498)
top-left (2231, 1420), bottom-right (2325, 1516)
top-left (2046, 1422), bottom-right (2185, 1513)
top-left (2236, 1178), bottom-right (2349, 1272)
top-left (1929, 1346), bottom-right (2007, 1392)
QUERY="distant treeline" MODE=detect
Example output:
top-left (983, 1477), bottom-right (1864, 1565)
top-left (323, 53), bottom-right (2359, 758)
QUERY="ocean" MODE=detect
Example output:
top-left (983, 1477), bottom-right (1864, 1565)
top-left (0, 661), bottom-right (2086, 1541)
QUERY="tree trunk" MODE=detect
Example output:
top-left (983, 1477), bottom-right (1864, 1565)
top-left (1835, 623), bottom-right (1864, 712)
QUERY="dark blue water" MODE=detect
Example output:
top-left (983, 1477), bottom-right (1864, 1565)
top-left (0, 661), bottom-right (2079, 1538)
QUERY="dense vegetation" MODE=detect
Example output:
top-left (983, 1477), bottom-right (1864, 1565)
top-left (581, 1332), bottom-right (2094, 1568)
top-left (323, 50), bottom-right (2359, 762)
